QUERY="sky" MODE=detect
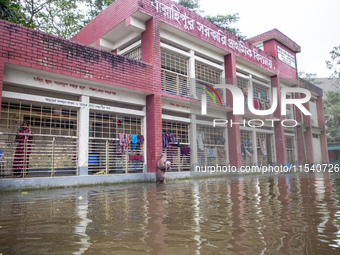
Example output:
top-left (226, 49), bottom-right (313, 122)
top-left (198, 0), bottom-right (340, 79)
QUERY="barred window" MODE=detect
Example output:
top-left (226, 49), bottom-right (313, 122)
top-left (90, 111), bottom-right (142, 139)
top-left (121, 46), bottom-right (141, 61)
top-left (240, 130), bottom-right (254, 167)
top-left (285, 136), bottom-right (295, 164)
top-left (161, 49), bottom-right (189, 97)
top-left (197, 125), bottom-right (227, 167)
top-left (195, 61), bottom-right (223, 104)
top-left (0, 101), bottom-right (77, 137)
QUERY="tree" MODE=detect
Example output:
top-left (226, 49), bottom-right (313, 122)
top-left (324, 90), bottom-right (340, 142)
top-left (177, 0), bottom-right (244, 38)
top-left (178, 0), bottom-right (200, 12)
top-left (0, 0), bottom-right (32, 27)
top-left (298, 71), bottom-right (323, 86)
top-left (1, 1), bottom-right (116, 39)
top-left (326, 45), bottom-right (340, 89)
top-left (83, 0), bottom-right (115, 23)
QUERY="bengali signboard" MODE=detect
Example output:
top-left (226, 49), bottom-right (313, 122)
top-left (277, 46), bottom-right (296, 68)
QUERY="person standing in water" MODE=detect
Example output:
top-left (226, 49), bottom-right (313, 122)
top-left (12, 121), bottom-right (34, 178)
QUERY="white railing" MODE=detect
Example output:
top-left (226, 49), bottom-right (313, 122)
top-left (0, 133), bottom-right (78, 178)
top-left (88, 137), bottom-right (145, 174)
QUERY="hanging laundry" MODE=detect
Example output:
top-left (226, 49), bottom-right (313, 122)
top-left (162, 132), bottom-right (169, 149)
top-left (137, 134), bottom-right (144, 152)
top-left (180, 147), bottom-right (190, 155)
top-left (197, 131), bottom-right (205, 151)
top-left (253, 99), bottom-right (259, 109)
top-left (259, 100), bottom-right (266, 110)
top-left (207, 148), bottom-right (217, 158)
top-left (129, 154), bottom-right (143, 161)
top-left (130, 134), bottom-right (138, 151)
top-left (220, 137), bottom-right (226, 145)
top-left (169, 133), bottom-right (176, 143)
top-left (260, 138), bottom-right (267, 156)
top-left (217, 148), bottom-right (226, 158)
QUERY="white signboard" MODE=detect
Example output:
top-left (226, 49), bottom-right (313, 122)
top-left (277, 46), bottom-right (296, 68)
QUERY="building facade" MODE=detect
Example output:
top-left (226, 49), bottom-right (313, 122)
top-left (0, 0), bottom-right (329, 179)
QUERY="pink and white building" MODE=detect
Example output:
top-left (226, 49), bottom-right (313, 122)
top-left (0, 0), bottom-right (329, 180)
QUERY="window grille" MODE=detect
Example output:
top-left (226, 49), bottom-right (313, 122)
top-left (89, 111), bottom-right (142, 139)
top-left (197, 126), bottom-right (227, 167)
top-left (195, 61), bottom-right (223, 104)
top-left (121, 46), bottom-right (141, 61)
top-left (0, 101), bottom-right (77, 136)
top-left (240, 130), bottom-right (254, 166)
top-left (253, 82), bottom-right (269, 100)
top-left (162, 121), bottom-right (190, 171)
top-left (161, 49), bottom-right (189, 97)
top-left (89, 111), bottom-right (144, 174)
top-left (237, 77), bottom-right (249, 111)
top-left (285, 136), bottom-right (295, 164)
top-left (0, 100), bottom-right (78, 177)
top-left (284, 93), bottom-right (293, 119)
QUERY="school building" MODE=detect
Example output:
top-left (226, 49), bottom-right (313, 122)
top-left (0, 0), bottom-right (329, 184)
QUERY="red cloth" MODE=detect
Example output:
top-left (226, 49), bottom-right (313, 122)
top-left (129, 154), bottom-right (143, 161)
top-left (253, 99), bottom-right (259, 109)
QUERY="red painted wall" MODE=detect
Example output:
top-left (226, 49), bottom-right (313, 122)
top-left (71, 0), bottom-right (140, 45)
top-left (0, 20), bottom-right (154, 94)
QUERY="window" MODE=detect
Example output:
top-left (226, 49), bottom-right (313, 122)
top-left (195, 61), bottom-right (223, 104)
top-left (161, 49), bottom-right (189, 97)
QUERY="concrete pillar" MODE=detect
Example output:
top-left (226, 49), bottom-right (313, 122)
top-left (271, 75), bottom-right (287, 165)
top-left (78, 95), bottom-right (89, 175)
top-left (141, 17), bottom-right (162, 172)
top-left (302, 101), bottom-right (314, 164)
top-left (189, 50), bottom-right (197, 99)
top-left (293, 90), bottom-right (306, 165)
top-left (224, 53), bottom-right (242, 168)
top-left (0, 58), bottom-right (4, 113)
top-left (190, 114), bottom-right (198, 168)
top-left (316, 95), bottom-right (329, 163)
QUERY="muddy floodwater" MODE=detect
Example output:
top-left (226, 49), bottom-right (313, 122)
top-left (1, 173), bottom-right (340, 254)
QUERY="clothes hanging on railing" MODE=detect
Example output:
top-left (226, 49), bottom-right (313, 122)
top-left (197, 131), bottom-right (205, 151)
top-left (129, 154), bottom-right (143, 161)
top-left (130, 134), bottom-right (138, 151)
top-left (180, 147), bottom-right (190, 155)
top-left (162, 131), bottom-right (176, 149)
top-left (118, 133), bottom-right (131, 153)
top-left (260, 138), bottom-right (267, 156)
top-left (207, 148), bottom-right (217, 158)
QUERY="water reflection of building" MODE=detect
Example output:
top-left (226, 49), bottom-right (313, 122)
top-left (0, 0), bottom-right (329, 183)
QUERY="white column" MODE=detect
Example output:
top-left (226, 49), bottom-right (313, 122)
top-left (190, 113), bottom-right (198, 169)
top-left (78, 95), bottom-right (90, 175)
top-left (224, 126), bottom-right (229, 166)
top-left (252, 130), bottom-right (258, 167)
top-left (189, 50), bottom-right (197, 99)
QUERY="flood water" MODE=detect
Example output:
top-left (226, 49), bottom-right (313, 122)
top-left (1, 173), bottom-right (340, 254)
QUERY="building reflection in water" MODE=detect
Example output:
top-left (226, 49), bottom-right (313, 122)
top-left (0, 173), bottom-right (340, 254)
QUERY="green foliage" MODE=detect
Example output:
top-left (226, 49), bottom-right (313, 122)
top-left (326, 45), bottom-right (340, 88)
top-left (33, 0), bottom-right (86, 39)
top-left (178, 0), bottom-right (200, 12)
top-left (205, 14), bottom-right (244, 39)
top-left (324, 90), bottom-right (340, 142)
top-left (298, 72), bottom-right (323, 86)
top-left (0, 0), bottom-right (32, 27)
top-left (178, 0), bottom-right (244, 38)
top-left (83, 0), bottom-right (115, 22)
top-left (1, 0), bottom-right (115, 39)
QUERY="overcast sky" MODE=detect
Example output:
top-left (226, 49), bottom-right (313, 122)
top-left (198, 0), bottom-right (340, 78)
